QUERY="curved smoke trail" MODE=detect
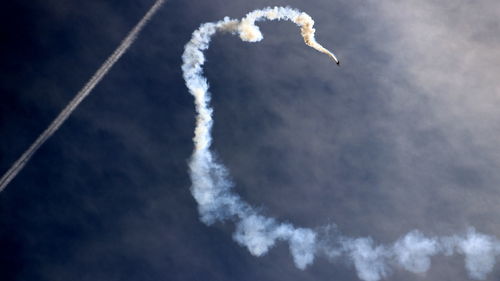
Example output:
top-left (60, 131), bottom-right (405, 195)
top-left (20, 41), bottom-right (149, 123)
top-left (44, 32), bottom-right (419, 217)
top-left (182, 6), bottom-right (500, 281)
top-left (0, 0), bottom-right (165, 193)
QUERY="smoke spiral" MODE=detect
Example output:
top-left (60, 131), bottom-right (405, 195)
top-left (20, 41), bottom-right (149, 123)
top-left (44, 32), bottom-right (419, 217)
top-left (182, 6), bottom-right (500, 281)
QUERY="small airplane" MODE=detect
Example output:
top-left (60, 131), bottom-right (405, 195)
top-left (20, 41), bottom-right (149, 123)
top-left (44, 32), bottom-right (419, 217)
top-left (327, 52), bottom-right (340, 65)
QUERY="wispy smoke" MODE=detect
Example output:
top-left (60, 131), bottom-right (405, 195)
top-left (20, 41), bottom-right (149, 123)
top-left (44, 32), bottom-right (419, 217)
top-left (182, 6), bottom-right (500, 280)
top-left (0, 0), bottom-right (166, 193)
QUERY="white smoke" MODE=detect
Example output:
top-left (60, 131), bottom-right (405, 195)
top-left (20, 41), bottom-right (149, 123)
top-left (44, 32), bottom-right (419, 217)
top-left (344, 237), bottom-right (390, 281)
top-left (182, 6), bottom-right (500, 281)
top-left (459, 229), bottom-right (498, 280)
top-left (392, 230), bottom-right (438, 274)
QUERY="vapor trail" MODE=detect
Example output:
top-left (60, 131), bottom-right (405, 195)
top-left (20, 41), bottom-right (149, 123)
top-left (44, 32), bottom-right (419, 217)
top-left (183, 6), bottom-right (500, 281)
top-left (0, 0), bottom-right (165, 193)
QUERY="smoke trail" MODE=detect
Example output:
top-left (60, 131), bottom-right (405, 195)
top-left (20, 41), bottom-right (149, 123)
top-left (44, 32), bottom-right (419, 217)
top-left (183, 6), bottom-right (500, 280)
top-left (0, 0), bottom-right (165, 192)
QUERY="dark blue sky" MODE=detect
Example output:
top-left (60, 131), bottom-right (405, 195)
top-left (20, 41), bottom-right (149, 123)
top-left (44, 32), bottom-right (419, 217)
top-left (2, 0), bottom-right (500, 280)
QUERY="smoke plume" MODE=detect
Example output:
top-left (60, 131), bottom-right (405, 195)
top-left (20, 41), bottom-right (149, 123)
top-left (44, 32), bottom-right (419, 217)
top-left (182, 6), bottom-right (500, 280)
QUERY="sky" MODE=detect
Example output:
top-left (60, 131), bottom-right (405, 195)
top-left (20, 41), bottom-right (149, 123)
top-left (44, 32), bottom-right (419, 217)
top-left (2, 0), bottom-right (500, 280)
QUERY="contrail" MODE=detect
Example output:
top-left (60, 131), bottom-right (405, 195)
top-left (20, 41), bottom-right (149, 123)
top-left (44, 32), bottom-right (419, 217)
top-left (182, 6), bottom-right (500, 281)
top-left (0, 0), bottom-right (165, 193)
